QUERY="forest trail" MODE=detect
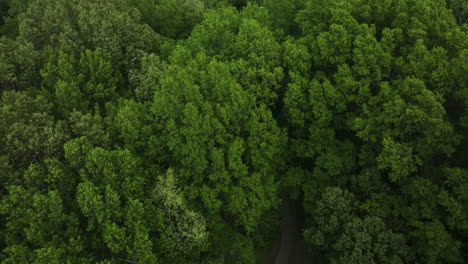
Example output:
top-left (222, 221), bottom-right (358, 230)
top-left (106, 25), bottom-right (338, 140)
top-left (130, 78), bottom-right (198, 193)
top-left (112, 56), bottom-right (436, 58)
top-left (273, 197), bottom-right (303, 264)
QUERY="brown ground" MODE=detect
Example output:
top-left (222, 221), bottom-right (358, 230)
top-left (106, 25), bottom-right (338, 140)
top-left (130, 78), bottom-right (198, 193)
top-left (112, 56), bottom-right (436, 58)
top-left (289, 239), bottom-right (310, 264)
top-left (256, 236), bottom-right (281, 264)
top-left (257, 198), bottom-right (309, 264)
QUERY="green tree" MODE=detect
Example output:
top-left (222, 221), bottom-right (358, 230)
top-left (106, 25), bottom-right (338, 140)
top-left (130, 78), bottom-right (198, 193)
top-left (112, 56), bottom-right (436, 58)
top-left (152, 168), bottom-right (208, 262)
top-left (446, 0), bottom-right (468, 24)
top-left (0, 163), bottom-right (89, 263)
top-left (261, 0), bottom-right (305, 36)
top-left (147, 7), bottom-right (287, 258)
top-left (0, 37), bottom-right (39, 90)
top-left (127, 0), bottom-right (205, 39)
top-left (304, 187), bottom-right (408, 264)
top-left (0, 91), bottom-right (69, 170)
top-left (152, 54), bottom-right (285, 232)
top-left (68, 110), bottom-right (110, 147)
top-left (288, 0), bottom-right (467, 263)
top-left (41, 48), bottom-right (118, 115)
top-left (12, 0), bottom-right (161, 94)
top-left (0, 1), bottom-right (8, 32)
top-left (0, 0), bottom-right (33, 37)
top-left (1, 0), bottom-right (468, 263)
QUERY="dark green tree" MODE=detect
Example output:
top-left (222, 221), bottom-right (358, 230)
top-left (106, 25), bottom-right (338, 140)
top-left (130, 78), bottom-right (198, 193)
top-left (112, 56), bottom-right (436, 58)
top-left (144, 6), bottom-right (287, 260)
top-left (304, 187), bottom-right (408, 264)
top-left (127, 0), bottom-right (205, 39)
top-left (41, 48), bottom-right (118, 115)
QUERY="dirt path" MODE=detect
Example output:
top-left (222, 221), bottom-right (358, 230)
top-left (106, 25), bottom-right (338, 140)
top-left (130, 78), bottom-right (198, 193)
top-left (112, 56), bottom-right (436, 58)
top-left (274, 197), bottom-right (298, 264)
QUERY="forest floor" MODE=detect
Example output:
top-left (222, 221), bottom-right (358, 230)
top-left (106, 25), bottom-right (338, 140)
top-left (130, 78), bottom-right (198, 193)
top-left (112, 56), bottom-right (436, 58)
top-left (257, 198), bottom-right (310, 264)
top-left (274, 198), bottom-right (297, 264)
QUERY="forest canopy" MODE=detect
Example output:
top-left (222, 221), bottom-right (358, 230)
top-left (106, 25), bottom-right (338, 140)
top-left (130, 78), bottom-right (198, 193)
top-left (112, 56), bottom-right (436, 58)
top-left (0, 0), bottom-right (467, 263)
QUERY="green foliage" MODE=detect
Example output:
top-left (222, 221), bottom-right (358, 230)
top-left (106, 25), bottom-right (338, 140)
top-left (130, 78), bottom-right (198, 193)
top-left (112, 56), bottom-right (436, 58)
top-left (0, 1), bottom-right (7, 28)
top-left (332, 216), bottom-right (407, 264)
top-left (186, 6), bottom-right (284, 106)
top-left (0, 0), bottom-right (33, 37)
top-left (446, 0), bottom-right (468, 24)
top-left (304, 188), bottom-right (408, 264)
top-left (285, 0), bottom-right (468, 262)
top-left (41, 48), bottom-right (118, 115)
top-left (0, 91), bottom-right (69, 169)
top-left (17, 0), bottom-right (160, 54)
top-left (68, 110), bottom-right (110, 147)
top-left (127, 0), bottom-right (205, 39)
top-left (152, 49), bottom-right (286, 234)
top-left (1, 0), bottom-right (468, 263)
top-left (262, 0), bottom-right (304, 36)
top-left (152, 168), bottom-right (209, 260)
top-left (128, 53), bottom-right (166, 101)
top-left (66, 137), bottom-right (159, 262)
top-left (0, 37), bottom-right (39, 90)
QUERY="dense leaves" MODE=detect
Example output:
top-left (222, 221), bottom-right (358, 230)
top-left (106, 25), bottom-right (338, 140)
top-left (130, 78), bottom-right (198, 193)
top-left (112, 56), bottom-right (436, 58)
top-left (0, 0), bottom-right (467, 263)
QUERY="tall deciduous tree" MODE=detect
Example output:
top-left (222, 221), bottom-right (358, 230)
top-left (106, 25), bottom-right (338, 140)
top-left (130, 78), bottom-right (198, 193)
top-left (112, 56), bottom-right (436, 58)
top-left (146, 6), bottom-right (286, 260)
top-left (41, 48), bottom-right (118, 115)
